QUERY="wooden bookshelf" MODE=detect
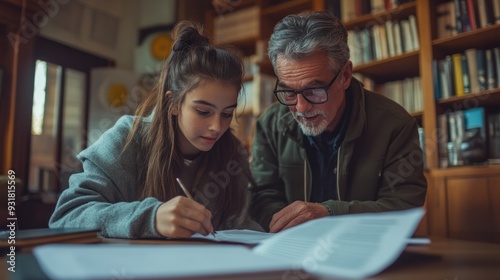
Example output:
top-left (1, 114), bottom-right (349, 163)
top-left (436, 88), bottom-right (500, 107)
top-left (206, 0), bottom-right (500, 243)
top-left (343, 1), bottom-right (417, 30)
top-left (432, 24), bottom-right (500, 54)
top-left (353, 50), bottom-right (420, 82)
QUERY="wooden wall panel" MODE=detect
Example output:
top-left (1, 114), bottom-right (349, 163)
top-left (446, 177), bottom-right (493, 242)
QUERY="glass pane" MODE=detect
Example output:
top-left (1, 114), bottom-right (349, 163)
top-left (60, 69), bottom-right (86, 190)
top-left (29, 61), bottom-right (61, 192)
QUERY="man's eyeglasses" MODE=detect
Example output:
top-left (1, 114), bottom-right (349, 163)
top-left (273, 67), bottom-right (342, 106)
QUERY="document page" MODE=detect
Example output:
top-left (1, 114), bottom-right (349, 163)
top-left (191, 229), bottom-right (273, 244)
top-left (253, 208), bottom-right (425, 279)
top-left (33, 244), bottom-right (293, 280)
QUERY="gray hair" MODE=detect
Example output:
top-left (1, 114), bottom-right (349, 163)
top-left (268, 10), bottom-right (350, 72)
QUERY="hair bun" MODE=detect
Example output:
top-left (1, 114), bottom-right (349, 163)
top-left (171, 21), bottom-right (209, 52)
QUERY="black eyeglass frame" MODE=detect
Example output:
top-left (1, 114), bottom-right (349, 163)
top-left (273, 67), bottom-right (343, 106)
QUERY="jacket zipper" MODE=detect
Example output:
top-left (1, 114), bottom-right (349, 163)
top-left (336, 146), bottom-right (342, 201)
top-left (303, 159), bottom-right (308, 202)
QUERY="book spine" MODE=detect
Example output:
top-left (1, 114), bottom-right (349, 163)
top-left (476, 49), bottom-right (487, 90)
top-left (403, 78), bottom-right (413, 112)
top-left (445, 56), bottom-right (455, 98)
top-left (461, 53), bottom-right (471, 93)
top-left (325, 0), bottom-right (342, 19)
top-left (393, 20), bottom-right (403, 55)
top-left (438, 114), bottom-right (449, 168)
top-left (465, 48), bottom-right (479, 93)
top-left (464, 107), bottom-right (486, 137)
top-left (385, 0), bottom-right (392, 10)
top-left (448, 1), bottom-right (458, 35)
top-left (385, 20), bottom-right (395, 56)
top-left (460, 0), bottom-right (472, 32)
top-left (418, 127), bottom-right (426, 168)
top-left (371, 0), bottom-right (386, 13)
top-left (485, 0), bottom-right (496, 25)
top-left (448, 112), bottom-right (457, 165)
top-left (414, 76), bottom-right (422, 111)
top-left (355, 0), bottom-right (362, 17)
top-left (362, 29), bottom-right (374, 63)
top-left (347, 30), bottom-right (364, 66)
top-left (493, 47), bottom-right (500, 88)
top-left (436, 3), bottom-right (449, 38)
top-left (454, 0), bottom-right (463, 33)
top-left (432, 59), bottom-right (442, 99)
top-left (342, 0), bottom-right (356, 21)
top-left (401, 19), bottom-right (413, 52)
top-left (494, 0), bottom-right (500, 24)
top-left (466, 0), bottom-right (478, 30)
top-left (477, 0), bottom-right (489, 28)
top-left (409, 15), bottom-right (419, 50)
top-left (372, 25), bottom-right (382, 60)
top-left (486, 49), bottom-right (497, 89)
top-left (455, 110), bottom-right (466, 165)
top-left (379, 24), bottom-right (389, 59)
top-left (439, 59), bottom-right (450, 99)
top-left (362, 0), bottom-right (372, 15)
top-left (488, 112), bottom-right (500, 161)
top-left (452, 53), bottom-right (465, 96)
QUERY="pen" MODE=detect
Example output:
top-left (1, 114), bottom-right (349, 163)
top-left (176, 178), bottom-right (216, 237)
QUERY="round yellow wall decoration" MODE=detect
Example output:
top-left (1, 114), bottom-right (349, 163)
top-left (107, 83), bottom-right (128, 108)
top-left (150, 34), bottom-right (172, 60)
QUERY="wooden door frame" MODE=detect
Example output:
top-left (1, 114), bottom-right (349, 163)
top-left (11, 36), bottom-right (114, 195)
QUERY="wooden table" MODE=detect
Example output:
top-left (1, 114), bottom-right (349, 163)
top-left (368, 237), bottom-right (500, 279)
top-left (2, 236), bottom-right (500, 279)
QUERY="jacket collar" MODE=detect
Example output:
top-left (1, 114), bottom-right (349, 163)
top-left (278, 77), bottom-right (366, 146)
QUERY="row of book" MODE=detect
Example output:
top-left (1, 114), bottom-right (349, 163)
top-left (237, 73), bottom-right (275, 116)
top-left (242, 55), bottom-right (260, 79)
top-left (335, 0), bottom-right (415, 22)
top-left (437, 107), bottom-right (500, 168)
top-left (354, 74), bottom-right (422, 114)
top-left (213, 6), bottom-right (259, 45)
top-left (348, 15), bottom-right (419, 67)
top-left (378, 77), bottom-right (422, 113)
top-left (436, 0), bottom-right (500, 39)
top-left (432, 47), bottom-right (500, 100)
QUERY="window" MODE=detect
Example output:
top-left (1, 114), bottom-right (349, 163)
top-left (28, 37), bottom-right (113, 193)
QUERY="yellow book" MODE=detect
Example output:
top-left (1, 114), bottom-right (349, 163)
top-left (452, 53), bottom-right (464, 96)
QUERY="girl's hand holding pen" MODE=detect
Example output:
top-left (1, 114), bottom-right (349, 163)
top-left (154, 196), bottom-right (215, 238)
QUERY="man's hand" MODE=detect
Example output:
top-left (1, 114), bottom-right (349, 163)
top-left (155, 196), bottom-right (214, 238)
top-left (269, 200), bottom-right (329, 233)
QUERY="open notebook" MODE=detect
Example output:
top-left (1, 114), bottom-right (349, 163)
top-left (191, 229), bottom-right (429, 245)
top-left (33, 208), bottom-right (424, 279)
top-left (190, 229), bottom-right (273, 244)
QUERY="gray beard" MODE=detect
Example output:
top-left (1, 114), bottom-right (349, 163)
top-left (294, 114), bottom-right (329, 136)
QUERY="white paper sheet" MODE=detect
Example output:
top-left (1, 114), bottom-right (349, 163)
top-left (33, 244), bottom-right (292, 280)
top-left (34, 208), bottom-right (424, 280)
top-left (253, 208), bottom-right (425, 279)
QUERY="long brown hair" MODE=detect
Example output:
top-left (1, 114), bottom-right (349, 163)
top-left (124, 21), bottom-right (250, 228)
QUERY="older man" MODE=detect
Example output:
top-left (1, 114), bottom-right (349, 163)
top-left (250, 11), bottom-right (427, 232)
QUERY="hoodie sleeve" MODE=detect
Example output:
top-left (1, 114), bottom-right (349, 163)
top-left (49, 116), bottom-right (163, 238)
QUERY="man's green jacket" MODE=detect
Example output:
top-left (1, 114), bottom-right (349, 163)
top-left (250, 78), bottom-right (427, 231)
